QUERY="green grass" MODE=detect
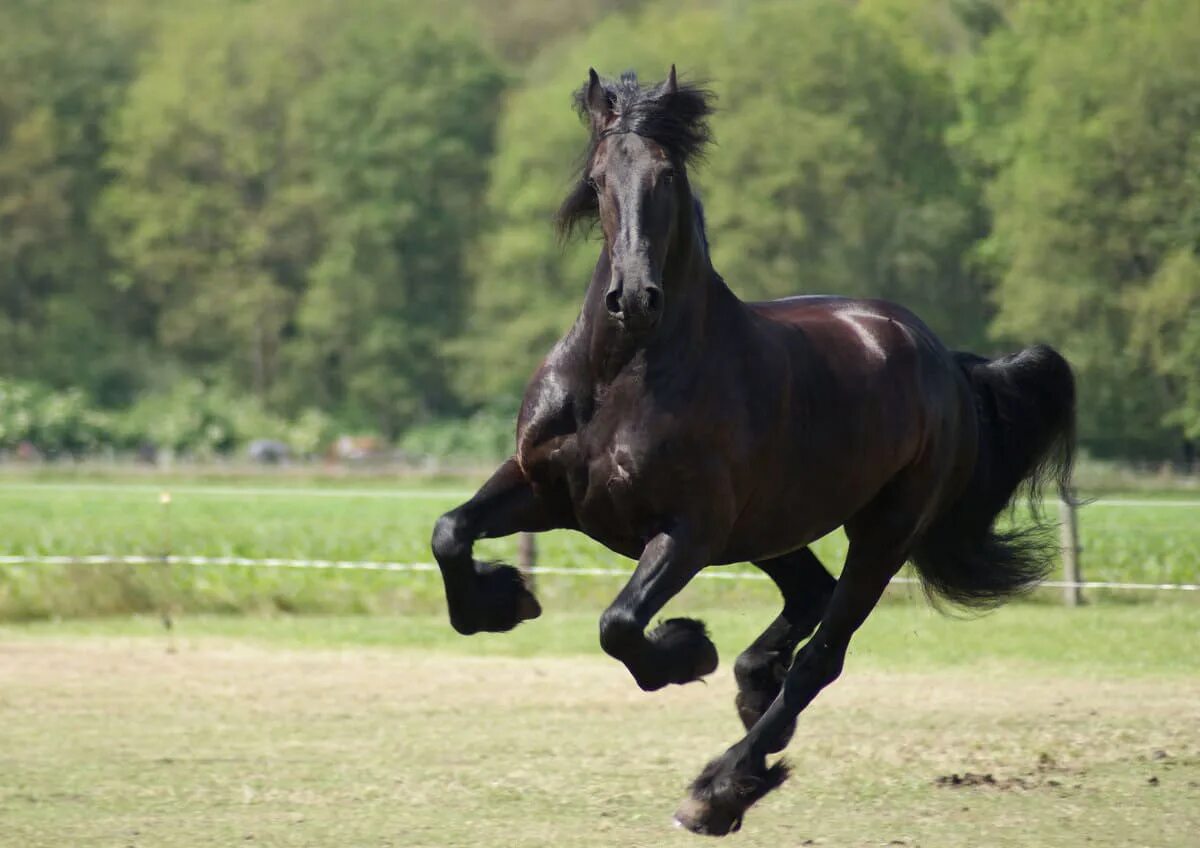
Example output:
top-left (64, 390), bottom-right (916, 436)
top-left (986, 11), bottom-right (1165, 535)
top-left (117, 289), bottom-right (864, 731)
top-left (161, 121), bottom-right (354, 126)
top-left (3, 602), bottom-right (1197, 677)
top-left (1, 606), bottom-right (1198, 847)
top-left (0, 478), bottom-right (1197, 619)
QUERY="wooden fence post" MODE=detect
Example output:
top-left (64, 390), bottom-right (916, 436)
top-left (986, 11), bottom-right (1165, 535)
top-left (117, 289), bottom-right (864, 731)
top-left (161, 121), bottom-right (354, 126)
top-left (159, 490), bottom-right (177, 650)
top-left (517, 532), bottom-right (537, 588)
top-left (1059, 489), bottom-right (1083, 607)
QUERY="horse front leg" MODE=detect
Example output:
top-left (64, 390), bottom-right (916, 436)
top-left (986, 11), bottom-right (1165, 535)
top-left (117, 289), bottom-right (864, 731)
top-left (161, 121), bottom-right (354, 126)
top-left (598, 526), bottom-right (719, 692)
top-left (431, 458), bottom-right (573, 635)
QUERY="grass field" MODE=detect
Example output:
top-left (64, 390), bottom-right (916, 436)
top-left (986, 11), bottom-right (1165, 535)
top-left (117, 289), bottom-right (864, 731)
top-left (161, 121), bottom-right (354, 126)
top-left (0, 477), bottom-right (1198, 619)
top-left (1, 605), bottom-right (1197, 847)
top-left (2, 475), bottom-right (1196, 845)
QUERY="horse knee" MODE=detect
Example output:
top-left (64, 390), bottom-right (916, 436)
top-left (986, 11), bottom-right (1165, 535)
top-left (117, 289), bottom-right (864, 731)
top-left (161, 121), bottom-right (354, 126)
top-left (431, 511), bottom-right (468, 562)
top-left (598, 607), bottom-right (642, 659)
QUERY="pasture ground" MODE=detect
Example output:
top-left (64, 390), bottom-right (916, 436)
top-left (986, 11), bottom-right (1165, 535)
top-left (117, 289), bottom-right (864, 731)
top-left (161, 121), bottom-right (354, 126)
top-left (1, 604), bottom-right (1197, 847)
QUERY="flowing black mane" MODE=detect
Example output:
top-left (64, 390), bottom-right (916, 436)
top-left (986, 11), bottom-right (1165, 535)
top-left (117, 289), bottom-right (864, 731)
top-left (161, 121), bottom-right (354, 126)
top-left (556, 70), bottom-right (715, 238)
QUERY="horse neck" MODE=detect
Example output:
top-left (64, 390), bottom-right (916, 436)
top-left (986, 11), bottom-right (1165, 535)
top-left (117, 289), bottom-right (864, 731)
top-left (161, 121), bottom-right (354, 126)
top-left (581, 195), bottom-right (725, 383)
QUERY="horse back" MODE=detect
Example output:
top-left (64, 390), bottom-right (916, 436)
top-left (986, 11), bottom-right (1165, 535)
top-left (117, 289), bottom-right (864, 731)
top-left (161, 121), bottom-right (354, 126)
top-left (714, 293), bottom-right (972, 557)
top-left (748, 295), bottom-right (940, 342)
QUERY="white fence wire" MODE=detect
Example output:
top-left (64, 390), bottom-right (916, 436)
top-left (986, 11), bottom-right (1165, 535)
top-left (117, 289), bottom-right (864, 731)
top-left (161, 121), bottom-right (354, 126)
top-left (1, 484), bottom-right (1197, 594)
top-left (0, 553), bottom-right (1196, 592)
top-left (1, 481), bottom-right (1198, 507)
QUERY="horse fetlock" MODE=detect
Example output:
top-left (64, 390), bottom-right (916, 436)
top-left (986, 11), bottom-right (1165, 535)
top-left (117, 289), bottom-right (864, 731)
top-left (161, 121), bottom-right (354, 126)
top-left (431, 512), bottom-right (469, 563)
top-left (475, 560), bottom-right (542, 629)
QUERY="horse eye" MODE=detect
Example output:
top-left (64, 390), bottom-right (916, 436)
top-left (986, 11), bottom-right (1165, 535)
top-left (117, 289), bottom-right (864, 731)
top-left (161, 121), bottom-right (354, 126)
top-left (662, 170), bottom-right (676, 185)
top-left (587, 175), bottom-right (603, 192)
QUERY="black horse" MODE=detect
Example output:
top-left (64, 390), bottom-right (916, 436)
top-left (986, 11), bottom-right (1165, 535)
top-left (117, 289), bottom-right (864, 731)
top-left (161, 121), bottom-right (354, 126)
top-left (432, 67), bottom-right (1075, 836)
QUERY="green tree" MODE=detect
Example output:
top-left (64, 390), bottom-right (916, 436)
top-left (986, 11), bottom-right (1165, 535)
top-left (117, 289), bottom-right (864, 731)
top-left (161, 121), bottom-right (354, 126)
top-left (956, 0), bottom-right (1200, 456)
top-left (286, 7), bottom-right (505, 434)
top-left (704, 1), bottom-right (984, 344)
top-left (1129, 252), bottom-right (1200, 442)
top-left (0, 0), bottom-right (150, 403)
top-left (99, 2), bottom-right (327, 400)
top-left (99, 1), bottom-right (503, 434)
top-left (467, 0), bottom-right (650, 64)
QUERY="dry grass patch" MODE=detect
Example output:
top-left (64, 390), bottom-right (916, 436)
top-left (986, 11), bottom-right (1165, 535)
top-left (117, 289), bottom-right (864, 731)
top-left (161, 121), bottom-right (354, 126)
top-left (1, 637), bottom-right (1197, 847)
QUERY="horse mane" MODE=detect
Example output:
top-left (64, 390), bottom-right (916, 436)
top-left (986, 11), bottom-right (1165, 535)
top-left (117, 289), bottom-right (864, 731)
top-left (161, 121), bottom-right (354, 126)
top-left (556, 69), bottom-right (715, 239)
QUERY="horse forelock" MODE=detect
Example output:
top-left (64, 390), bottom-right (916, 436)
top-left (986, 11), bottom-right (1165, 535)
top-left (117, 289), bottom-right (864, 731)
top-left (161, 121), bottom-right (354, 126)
top-left (579, 70), bottom-right (714, 163)
top-left (556, 69), bottom-right (715, 240)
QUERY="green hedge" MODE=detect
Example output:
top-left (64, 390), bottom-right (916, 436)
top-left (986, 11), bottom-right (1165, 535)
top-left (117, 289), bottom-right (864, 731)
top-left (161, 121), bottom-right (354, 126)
top-left (0, 379), bottom-right (335, 458)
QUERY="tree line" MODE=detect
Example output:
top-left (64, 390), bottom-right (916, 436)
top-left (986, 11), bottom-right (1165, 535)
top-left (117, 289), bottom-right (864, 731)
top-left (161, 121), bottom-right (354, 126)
top-left (1, 0), bottom-right (1196, 460)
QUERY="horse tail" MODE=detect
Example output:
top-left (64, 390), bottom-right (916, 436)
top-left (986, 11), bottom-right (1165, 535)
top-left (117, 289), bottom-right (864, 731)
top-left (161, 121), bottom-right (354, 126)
top-left (910, 344), bottom-right (1076, 609)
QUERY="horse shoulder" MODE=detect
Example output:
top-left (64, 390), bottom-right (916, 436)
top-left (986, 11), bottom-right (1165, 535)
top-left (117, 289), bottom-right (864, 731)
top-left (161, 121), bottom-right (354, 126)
top-left (515, 345), bottom-right (585, 480)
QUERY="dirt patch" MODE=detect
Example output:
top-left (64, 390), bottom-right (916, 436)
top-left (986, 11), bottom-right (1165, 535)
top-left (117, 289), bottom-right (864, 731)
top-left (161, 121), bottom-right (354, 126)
top-left (935, 751), bottom-right (1086, 792)
top-left (937, 772), bottom-right (1018, 789)
top-left (934, 771), bottom-right (1069, 791)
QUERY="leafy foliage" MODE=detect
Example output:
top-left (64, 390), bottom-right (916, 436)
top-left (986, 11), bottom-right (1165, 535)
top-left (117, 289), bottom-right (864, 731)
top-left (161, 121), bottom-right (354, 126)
top-left (0, 0), bottom-right (149, 404)
top-left (98, 0), bottom-right (504, 435)
top-left (0, 380), bottom-right (111, 455)
top-left (955, 0), bottom-right (1200, 456)
top-left (0, 378), bottom-right (331, 457)
top-left (285, 5), bottom-right (505, 434)
top-left (703, 1), bottom-right (985, 344)
top-left (0, 0), bottom-right (1197, 460)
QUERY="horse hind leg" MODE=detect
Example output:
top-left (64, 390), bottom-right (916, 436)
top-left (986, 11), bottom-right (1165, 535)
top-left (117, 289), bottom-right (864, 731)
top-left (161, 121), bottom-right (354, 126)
top-left (677, 526), bottom-right (910, 836)
top-left (733, 548), bottom-right (835, 746)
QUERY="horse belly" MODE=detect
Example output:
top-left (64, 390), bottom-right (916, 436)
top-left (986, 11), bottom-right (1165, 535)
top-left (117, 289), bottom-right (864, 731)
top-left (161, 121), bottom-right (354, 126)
top-left (718, 502), bottom-right (845, 564)
top-left (717, 422), bottom-right (911, 563)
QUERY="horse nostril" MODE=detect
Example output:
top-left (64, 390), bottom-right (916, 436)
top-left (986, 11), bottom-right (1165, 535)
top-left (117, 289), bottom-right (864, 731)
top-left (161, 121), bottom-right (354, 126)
top-left (606, 289), bottom-right (623, 315)
top-left (645, 286), bottom-right (662, 313)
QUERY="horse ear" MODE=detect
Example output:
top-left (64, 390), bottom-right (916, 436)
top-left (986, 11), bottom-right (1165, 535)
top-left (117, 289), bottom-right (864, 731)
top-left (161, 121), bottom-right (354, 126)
top-left (666, 64), bottom-right (678, 95)
top-left (585, 68), bottom-right (613, 130)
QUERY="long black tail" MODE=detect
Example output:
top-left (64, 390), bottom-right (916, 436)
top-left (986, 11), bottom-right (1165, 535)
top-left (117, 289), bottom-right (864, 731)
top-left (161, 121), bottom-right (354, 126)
top-left (910, 344), bottom-right (1076, 609)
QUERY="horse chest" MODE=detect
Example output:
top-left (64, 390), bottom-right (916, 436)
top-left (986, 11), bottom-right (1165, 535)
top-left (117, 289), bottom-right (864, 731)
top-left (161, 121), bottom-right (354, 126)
top-left (519, 366), bottom-right (709, 555)
top-left (562, 418), bottom-right (670, 555)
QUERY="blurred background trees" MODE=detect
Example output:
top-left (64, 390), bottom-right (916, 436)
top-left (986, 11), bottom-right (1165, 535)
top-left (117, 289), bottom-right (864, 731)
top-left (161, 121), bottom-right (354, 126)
top-left (0, 0), bottom-right (1196, 461)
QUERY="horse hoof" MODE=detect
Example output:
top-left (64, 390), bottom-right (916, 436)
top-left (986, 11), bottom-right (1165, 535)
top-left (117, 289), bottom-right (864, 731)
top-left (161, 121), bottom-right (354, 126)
top-left (516, 590), bottom-right (542, 622)
top-left (449, 561), bottom-right (542, 634)
top-left (673, 797), bottom-right (741, 837)
top-left (647, 617), bottom-right (719, 685)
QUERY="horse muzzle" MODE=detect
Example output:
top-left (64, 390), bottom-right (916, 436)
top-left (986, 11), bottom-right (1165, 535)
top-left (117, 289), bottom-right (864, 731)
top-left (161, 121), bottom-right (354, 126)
top-left (605, 279), bottom-right (663, 333)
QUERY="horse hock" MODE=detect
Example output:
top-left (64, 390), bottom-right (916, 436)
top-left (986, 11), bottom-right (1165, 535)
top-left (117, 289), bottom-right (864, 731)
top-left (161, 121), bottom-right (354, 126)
top-left (733, 648), bottom-right (797, 746)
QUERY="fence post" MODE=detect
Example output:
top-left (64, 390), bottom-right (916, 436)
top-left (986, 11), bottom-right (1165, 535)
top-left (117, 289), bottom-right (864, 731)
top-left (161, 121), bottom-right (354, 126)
top-left (159, 491), bottom-right (177, 650)
top-left (517, 532), bottom-right (537, 588)
top-left (1059, 489), bottom-right (1083, 607)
